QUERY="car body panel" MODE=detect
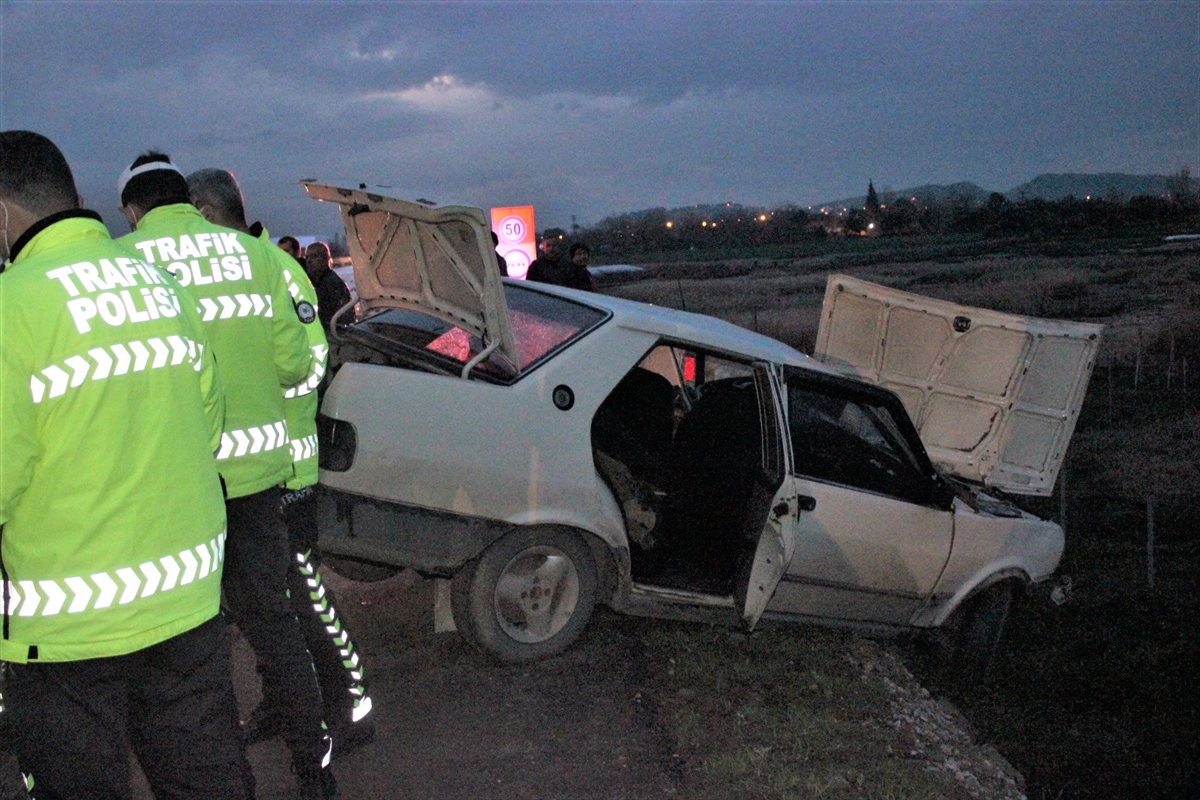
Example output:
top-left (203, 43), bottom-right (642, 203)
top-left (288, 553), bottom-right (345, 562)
top-left (316, 487), bottom-right (513, 575)
top-left (318, 346), bottom-right (633, 545)
top-left (813, 274), bottom-right (1102, 496)
top-left (769, 477), bottom-right (953, 624)
top-left (914, 497), bottom-right (1064, 627)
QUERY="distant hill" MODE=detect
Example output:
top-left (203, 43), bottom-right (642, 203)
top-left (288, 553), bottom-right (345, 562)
top-left (1006, 173), bottom-right (1174, 202)
top-left (592, 173), bottom-right (1181, 227)
top-left (815, 182), bottom-right (993, 212)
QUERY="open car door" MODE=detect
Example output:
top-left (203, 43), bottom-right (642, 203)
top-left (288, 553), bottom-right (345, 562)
top-left (303, 183), bottom-right (518, 366)
top-left (813, 275), bottom-right (1102, 496)
top-left (736, 364), bottom-right (798, 628)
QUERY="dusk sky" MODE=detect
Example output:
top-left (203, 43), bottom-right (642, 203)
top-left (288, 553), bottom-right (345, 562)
top-left (2, 1), bottom-right (1197, 238)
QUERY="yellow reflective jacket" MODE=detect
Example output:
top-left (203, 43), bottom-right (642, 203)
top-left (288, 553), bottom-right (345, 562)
top-left (0, 212), bottom-right (227, 663)
top-left (258, 228), bottom-right (327, 490)
top-left (120, 205), bottom-right (312, 498)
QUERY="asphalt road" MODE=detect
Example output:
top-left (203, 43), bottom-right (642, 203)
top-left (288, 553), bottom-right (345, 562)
top-left (229, 569), bottom-right (680, 799)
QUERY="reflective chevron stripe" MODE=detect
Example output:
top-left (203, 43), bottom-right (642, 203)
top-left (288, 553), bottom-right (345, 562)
top-left (29, 336), bottom-right (201, 404)
top-left (296, 550), bottom-right (371, 724)
top-left (289, 433), bottom-right (319, 463)
top-left (282, 266), bottom-right (304, 302)
top-left (283, 343), bottom-right (328, 399)
top-left (196, 293), bottom-right (273, 322)
top-left (216, 420), bottom-right (289, 460)
top-left (4, 531), bottom-right (225, 618)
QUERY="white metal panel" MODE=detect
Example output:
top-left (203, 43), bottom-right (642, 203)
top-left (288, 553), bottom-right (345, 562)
top-left (768, 478), bottom-right (953, 624)
top-left (813, 274), bottom-right (1103, 496)
top-left (741, 478), bottom-right (799, 629)
top-left (320, 322), bottom-right (661, 547)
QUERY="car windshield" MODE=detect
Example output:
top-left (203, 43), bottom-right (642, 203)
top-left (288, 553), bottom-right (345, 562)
top-left (351, 282), bottom-right (607, 382)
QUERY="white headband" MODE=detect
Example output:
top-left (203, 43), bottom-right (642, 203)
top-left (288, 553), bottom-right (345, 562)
top-left (118, 160), bottom-right (184, 200)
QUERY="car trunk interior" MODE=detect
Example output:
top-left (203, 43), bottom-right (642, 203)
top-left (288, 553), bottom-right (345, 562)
top-left (593, 345), bottom-right (777, 597)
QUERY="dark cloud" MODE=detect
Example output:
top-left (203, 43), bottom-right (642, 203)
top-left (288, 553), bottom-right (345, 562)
top-left (2, 1), bottom-right (1196, 234)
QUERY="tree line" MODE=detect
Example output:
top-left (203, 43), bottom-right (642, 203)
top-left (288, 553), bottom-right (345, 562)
top-left (560, 171), bottom-right (1198, 260)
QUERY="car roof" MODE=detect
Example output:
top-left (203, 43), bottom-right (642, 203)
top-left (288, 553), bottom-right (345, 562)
top-left (508, 278), bottom-right (828, 372)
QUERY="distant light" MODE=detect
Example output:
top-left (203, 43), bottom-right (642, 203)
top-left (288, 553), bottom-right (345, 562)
top-left (868, 223), bottom-right (875, 229)
top-left (666, 221), bottom-right (674, 228)
top-left (758, 214), bottom-right (768, 221)
top-left (702, 221), bottom-right (707, 227)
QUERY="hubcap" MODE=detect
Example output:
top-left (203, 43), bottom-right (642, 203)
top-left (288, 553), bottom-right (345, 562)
top-left (493, 545), bottom-right (580, 644)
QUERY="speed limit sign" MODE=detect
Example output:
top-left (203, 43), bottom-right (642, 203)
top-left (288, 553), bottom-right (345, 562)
top-left (490, 206), bottom-right (537, 280)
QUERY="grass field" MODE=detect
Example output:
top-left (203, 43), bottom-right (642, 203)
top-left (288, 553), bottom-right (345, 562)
top-left (603, 232), bottom-right (1200, 799)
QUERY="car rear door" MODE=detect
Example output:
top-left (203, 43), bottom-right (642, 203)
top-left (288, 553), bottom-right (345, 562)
top-left (736, 364), bottom-right (800, 629)
top-left (769, 367), bottom-right (954, 625)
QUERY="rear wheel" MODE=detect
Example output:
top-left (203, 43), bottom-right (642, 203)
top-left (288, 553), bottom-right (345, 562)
top-left (452, 528), bottom-right (598, 663)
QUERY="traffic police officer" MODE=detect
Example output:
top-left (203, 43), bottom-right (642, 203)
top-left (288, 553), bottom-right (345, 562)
top-left (186, 168), bottom-right (373, 752)
top-left (117, 152), bottom-right (335, 797)
top-left (0, 131), bottom-right (251, 797)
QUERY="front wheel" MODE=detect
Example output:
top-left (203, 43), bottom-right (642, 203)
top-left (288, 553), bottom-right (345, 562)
top-left (452, 528), bottom-right (598, 663)
top-left (947, 583), bottom-right (1015, 694)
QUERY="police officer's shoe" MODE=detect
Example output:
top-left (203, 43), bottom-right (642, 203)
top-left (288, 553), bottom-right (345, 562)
top-left (329, 716), bottom-right (376, 761)
top-left (294, 763), bottom-right (338, 800)
top-left (241, 704), bottom-right (284, 744)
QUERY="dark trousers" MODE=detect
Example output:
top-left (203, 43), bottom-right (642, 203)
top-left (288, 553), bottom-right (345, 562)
top-left (281, 488), bottom-right (369, 727)
top-left (4, 616), bottom-right (252, 800)
top-left (222, 488), bottom-right (327, 767)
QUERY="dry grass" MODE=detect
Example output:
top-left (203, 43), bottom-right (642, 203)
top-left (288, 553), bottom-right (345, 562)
top-left (639, 623), bottom-right (1013, 800)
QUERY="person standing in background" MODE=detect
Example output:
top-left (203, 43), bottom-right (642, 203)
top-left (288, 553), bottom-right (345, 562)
top-left (527, 236), bottom-right (595, 291)
top-left (303, 240), bottom-right (352, 332)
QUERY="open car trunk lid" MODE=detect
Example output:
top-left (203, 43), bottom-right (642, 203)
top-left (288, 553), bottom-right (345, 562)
top-left (303, 183), bottom-right (517, 365)
top-left (813, 274), bottom-right (1102, 496)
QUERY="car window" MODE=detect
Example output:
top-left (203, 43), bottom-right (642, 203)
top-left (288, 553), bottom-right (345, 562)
top-left (787, 382), bottom-right (933, 505)
top-left (504, 284), bottom-right (608, 370)
top-left (349, 283), bottom-right (606, 383)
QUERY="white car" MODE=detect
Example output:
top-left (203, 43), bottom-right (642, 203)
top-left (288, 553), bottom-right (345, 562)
top-left (305, 184), bottom-right (1101, 682)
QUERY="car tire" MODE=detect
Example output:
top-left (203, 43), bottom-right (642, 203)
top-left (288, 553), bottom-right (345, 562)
top-left (321, 554), bottom-right (402, 583)
top-left (451, 528), bottom-right (598, 664)
top-left (947, 583), bottom-right (1015, 695)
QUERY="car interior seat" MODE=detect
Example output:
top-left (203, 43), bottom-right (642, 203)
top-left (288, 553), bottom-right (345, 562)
top-left (660, 377), bottom-right (762, 585)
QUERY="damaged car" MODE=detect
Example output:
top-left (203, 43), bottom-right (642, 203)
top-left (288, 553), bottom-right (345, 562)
top-left (305, 183), bottom-right (1101, 683)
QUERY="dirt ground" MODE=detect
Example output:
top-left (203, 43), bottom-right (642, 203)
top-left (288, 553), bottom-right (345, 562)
top-left (222, 568), bottom-right (680, 800)
top-left (0, 564), bottom-right (1021, 800)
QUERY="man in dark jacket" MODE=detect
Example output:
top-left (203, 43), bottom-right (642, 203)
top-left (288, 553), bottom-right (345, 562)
top-left (526, 236), bottom-right (595, 291)
top-left (304, 240), bottom-right (353, 331)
